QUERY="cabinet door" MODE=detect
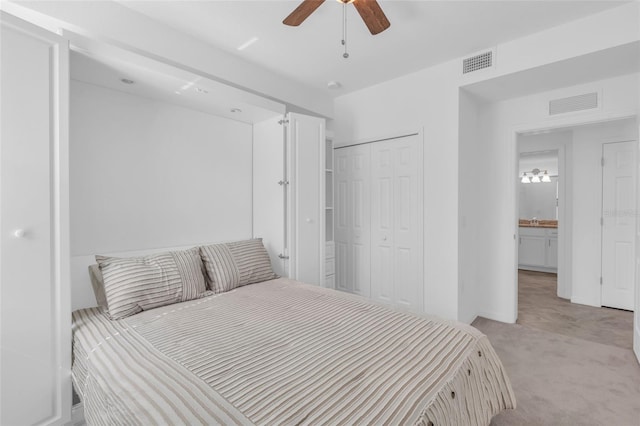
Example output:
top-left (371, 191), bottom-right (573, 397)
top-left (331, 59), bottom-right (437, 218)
top-left (253, 118), bottom-right (286, 276)
top-left (287, 112), bottom-right (325, 285)
top-left (546, 238), bottom-right (558, 268)
top-left (519, 236), bottom-right (546, 266)
top-left (1, 12), bottom-right (70, 425)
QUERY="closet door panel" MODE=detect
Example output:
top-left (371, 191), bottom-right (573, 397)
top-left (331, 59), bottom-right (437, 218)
top-left (350, 145), bottom-right (371, 297)
top-left (335, 148), bottom-right (351, 292)
top-left (371, 143), bottom-right (394, 304)
top-left (393, 136), bottom-right (422, 311)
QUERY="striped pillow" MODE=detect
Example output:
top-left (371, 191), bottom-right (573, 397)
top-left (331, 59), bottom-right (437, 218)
top-left (97, 247), bottom-right (208, 320)
top-left (200, 238), bottom-right (278, 293)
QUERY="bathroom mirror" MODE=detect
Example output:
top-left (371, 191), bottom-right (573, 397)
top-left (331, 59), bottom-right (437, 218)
top-left (519, 150), bottom-right (559, 220)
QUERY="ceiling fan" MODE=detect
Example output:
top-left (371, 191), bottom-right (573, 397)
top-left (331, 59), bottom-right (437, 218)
top-left (283, 0), bottom-right (391, 35)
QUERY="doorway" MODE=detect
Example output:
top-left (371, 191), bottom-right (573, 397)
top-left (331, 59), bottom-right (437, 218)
top-left (513, 118), bottom-right (638, 348)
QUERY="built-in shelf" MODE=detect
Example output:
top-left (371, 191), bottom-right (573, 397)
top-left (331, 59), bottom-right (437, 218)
top-left (325, 138), bottom-right (335, 288)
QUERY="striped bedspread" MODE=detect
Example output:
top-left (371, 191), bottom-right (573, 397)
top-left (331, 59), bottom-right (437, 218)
top-left (72, 278), bottom-right (515, 425)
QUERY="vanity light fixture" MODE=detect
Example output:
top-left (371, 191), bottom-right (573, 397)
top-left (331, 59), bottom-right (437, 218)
top-left (520, 168), bottom-right (552, 184)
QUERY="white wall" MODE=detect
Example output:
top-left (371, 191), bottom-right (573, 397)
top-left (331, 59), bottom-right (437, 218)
top-left (476, 74), bottom-right (639, 322)
top-left (70, 81), bottom-right (254, 306)
top-left (333, 3), bottom-right (638, 322)
top-left (458, 90), bottom-right (482, 323)
top-left (334, 59), bottom-right (462, 320)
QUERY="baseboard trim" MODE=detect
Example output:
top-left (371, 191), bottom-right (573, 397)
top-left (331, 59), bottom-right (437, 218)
top-left (459, 313), bottom-right (478, 325)
top-left (518, 265), bottom-right (558, 274)
top-left (477, 310), bottom-right (516, 324)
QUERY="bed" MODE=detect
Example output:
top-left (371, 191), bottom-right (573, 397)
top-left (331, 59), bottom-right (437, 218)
top-left (72, 277), bottom-right (516, 425)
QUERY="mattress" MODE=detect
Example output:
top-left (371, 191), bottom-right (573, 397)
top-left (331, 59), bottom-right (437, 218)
top-left (72, 278), bottom-right (515, 425)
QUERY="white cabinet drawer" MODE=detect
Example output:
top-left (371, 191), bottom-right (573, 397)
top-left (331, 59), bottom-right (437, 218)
top-left (325, 258), bottom-right (335, 276)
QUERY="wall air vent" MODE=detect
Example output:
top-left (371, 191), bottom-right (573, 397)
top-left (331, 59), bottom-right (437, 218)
top-left (462, 51), bottom-right (493, 74)
top-left (549, 92), bottom-right (598, 115)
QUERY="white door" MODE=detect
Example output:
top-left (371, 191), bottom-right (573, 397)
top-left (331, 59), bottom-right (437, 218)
top-left (334, 145), bottom-right (371, 296)
top-left (253, 118), bottom-right (286, 276)
top-left (371, 135), bottom-right (423, 311)
top-left (1, 12), bottom-right (71, 425)
top-left (287, 112), bottom-right (325, 285)
top-left (601, 141), bottom-right (637, 311)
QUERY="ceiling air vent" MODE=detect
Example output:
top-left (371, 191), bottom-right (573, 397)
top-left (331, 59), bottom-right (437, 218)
top-left (462, 51), bottom-right (493, 74)
top-left (549, 92), bottom-right (598, 115)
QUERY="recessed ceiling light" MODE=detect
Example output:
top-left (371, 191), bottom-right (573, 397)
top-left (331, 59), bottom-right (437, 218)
top-left (237, 37), bottom-right (259, 51)
top-left (120, 78), bottom-right (135, 85)
top-left (195, 87), bottom-right (209, 94)
top-left (174, 91), bottom-right (181, 95)
top-left (230, 108), bottom-right (242, 113)
top-left (327, 81), bottom-right (341, 90)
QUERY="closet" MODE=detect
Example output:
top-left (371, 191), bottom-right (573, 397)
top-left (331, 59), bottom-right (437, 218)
top-left (335, 134), bottom-right (424, 312)
top-left (1, 12), bottom-right (71, 425)
top-left (253, 112), bottom-right (327, 287)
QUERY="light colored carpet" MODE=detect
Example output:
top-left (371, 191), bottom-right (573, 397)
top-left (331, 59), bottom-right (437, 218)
top-left (518, 270), bottom-right (633, 350)
top-left (472, 271), bottom-right (640, 425)
top-left (475, 317), bottom-right (640, 425)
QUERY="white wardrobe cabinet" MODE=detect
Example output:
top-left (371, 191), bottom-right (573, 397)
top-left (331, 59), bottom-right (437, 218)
top-left (1, 12), bottom-right (71, 425)
top-left (253, 112), bottom-right (326, 286)
top-left (335, 134), bottom-right (423, 312)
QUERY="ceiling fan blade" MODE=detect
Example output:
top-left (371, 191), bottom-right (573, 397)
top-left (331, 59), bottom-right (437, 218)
top-left (353, 0), bottom-right (390, 35)
top-left (283, 0), bottom-right (326, 26)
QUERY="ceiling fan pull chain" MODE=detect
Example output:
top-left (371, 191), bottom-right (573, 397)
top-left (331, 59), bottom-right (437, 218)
top-left (342, 2), bottom-right (349, 59)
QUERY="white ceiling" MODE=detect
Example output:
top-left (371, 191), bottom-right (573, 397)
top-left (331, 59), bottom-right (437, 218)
top-left (117, 0), bottom-right (628, 96)
top-left (70, 36), bottom-right (285, 124)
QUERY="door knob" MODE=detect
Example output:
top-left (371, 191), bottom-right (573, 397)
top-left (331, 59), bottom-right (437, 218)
top-left (13, 229), bottom-right (25, 238)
